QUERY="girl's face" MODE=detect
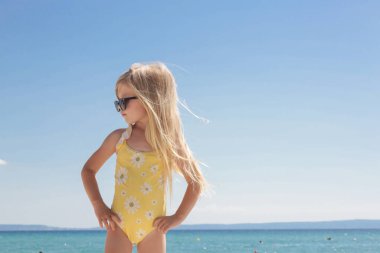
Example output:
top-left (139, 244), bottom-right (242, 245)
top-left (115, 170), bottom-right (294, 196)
top-left (117, 84), bottom-right (148, 126)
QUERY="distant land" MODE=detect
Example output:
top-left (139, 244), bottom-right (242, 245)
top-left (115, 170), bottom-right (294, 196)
top-left (1, 219), bottom-right (380, 231)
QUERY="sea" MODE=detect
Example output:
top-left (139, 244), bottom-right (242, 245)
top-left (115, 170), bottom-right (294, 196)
top-left (0, 229), bottom-right (379, 253)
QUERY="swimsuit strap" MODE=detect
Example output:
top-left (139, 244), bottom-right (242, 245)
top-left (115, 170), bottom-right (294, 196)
top-left (115, 126), bottom-right (132, 152)
top-left (124, 126), bottom-right (132, 140)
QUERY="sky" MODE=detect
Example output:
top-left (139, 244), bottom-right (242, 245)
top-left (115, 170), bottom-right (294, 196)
top-left (0, 0), bottom-right (379, 229)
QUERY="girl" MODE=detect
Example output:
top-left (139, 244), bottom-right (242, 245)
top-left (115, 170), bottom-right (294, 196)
top-left (81, 62), bottom-right (210, 253)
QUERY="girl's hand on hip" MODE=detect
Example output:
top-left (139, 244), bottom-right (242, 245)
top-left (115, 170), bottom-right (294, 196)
top-left (153, 214), bottom-right (182, 234)
top-left (92, 200), bottom-right (121, 231)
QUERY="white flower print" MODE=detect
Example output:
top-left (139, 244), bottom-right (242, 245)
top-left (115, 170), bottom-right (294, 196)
top-left (141, 171), bottom-right (147, 177)
top-left (145, 210), bottom-right (154, 220)
top-left (140, 182), bottom-right (152, 195)
top-left (150, 164), bottom-right (159, 174)
top-left (131, 153), bottom-right (145, 168)
top-left (120, 189), bottom-right (127, 197)
top-left (152, 199), bottom-right (158, 206)
top-left (136, 228), bottom-right (146, 239)
top-left (158, 175), bottom-right (164, 190)
top-left (136, 218), bottom-right (142, 224)
top-left (124, 196), bottom-right (141, 214)
top-left (116, 167), bottom-right (128, 185)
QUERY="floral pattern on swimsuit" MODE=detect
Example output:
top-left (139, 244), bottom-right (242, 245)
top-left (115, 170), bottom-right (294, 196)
top-left (111, 127), bottom-right (166, 245)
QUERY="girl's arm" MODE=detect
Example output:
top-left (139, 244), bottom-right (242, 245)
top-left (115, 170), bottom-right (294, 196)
top-left (154, 156), bottom-right (204, 233)
top-left (175, 182), bottom-right (201, 222)
top-left (154, 174), bottom-right (201, 234)
top-left (174, 173), bottom-right (202, 222)
top-left (81, 129), bottom-right (123, 207)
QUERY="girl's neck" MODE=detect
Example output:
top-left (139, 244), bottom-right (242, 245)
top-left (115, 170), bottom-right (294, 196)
top-left (132, 116), bottom-right (148, 131)
top-left (132, 123), bottom-right (145, 132)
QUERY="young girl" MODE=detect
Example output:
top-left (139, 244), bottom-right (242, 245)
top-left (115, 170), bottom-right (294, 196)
top-left (81, 62), bottom-right (210, 253)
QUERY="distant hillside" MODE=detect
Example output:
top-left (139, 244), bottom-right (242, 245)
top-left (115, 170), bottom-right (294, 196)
top-left (175, 219), bottom-right (380, 230)
top-left (1, 219), bottom-right (380, 231)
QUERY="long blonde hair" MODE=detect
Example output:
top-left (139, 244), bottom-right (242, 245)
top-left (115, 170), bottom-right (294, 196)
top-left (115, 61), bottom-right (212, 203)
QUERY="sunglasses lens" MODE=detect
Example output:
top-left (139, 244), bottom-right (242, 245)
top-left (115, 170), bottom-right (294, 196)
top-left (115, 97), bottom-right (136, 112)
top-left (114, 101), bottom-right (121, 112)
top-left (120, 99), bottom-right (127, 110)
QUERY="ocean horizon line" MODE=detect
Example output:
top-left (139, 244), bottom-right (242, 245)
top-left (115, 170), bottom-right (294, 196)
top-left (1, 219), bottom-right (380, 231)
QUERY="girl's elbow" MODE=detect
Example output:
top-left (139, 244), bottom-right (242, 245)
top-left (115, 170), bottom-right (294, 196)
top-left (81, 167), bottom-right (95, 178)
top-left (189, 181), bottom-right (201, 193)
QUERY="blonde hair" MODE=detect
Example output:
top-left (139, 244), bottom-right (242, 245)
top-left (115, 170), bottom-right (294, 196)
top-left (115, 61), bottom-right (213, 203)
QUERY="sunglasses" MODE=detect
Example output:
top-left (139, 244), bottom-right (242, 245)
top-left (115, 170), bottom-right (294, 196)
top-left (114, 96), bottom-right (138, 112)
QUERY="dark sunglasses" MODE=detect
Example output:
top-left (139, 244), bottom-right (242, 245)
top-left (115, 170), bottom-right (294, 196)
top-left (114, 96), bottom-right (138, 112)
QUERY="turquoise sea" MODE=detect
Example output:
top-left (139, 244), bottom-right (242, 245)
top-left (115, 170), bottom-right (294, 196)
top-left (0, 229), bottom-right (379, 253)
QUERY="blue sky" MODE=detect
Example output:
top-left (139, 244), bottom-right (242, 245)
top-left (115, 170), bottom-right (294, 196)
top-left (0, 0), bottom-right (379, 228)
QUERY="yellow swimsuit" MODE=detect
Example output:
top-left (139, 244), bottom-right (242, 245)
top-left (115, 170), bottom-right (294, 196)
top-left (111, 127), bottom-right (166, 245)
